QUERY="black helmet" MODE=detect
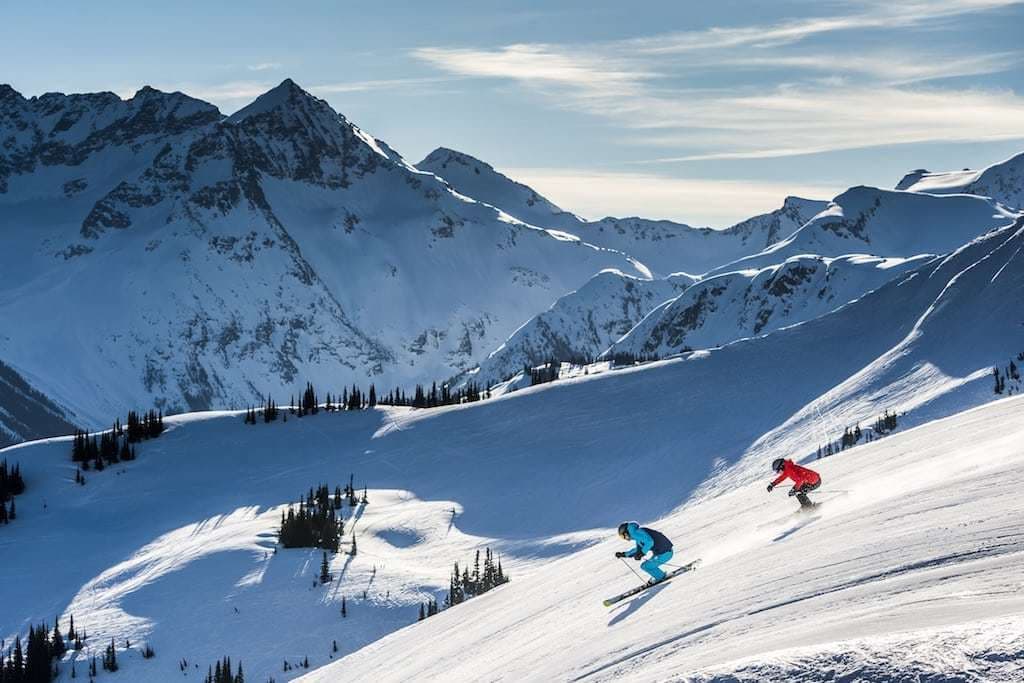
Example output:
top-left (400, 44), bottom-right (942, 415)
top-left (772, 458), bottom-right (786, 473)
top-left (617, 522), bottom-right (634, 540)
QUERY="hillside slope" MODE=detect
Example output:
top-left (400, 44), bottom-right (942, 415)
top-left (417, 147), bottom-right (827, 277)
top-left (610, 253), bottom-right (929, 359)
top-left (2, 213), bottom-right (1021, 681)
top-left (462, 270), bottom-right (695, 389)
top-left (896, 151), bottom-right (1024, 210)
top-left (303, 395), bottom-right (1024, 681)
top-left (708, 186), bottom-right (1017, 276)
top-left (417, 147), bottom-right (582, 231)
top-left (0, 359), bottom-right (79, 448)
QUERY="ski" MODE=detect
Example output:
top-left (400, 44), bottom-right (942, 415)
top-left (603, 559), bottom-right (700, 607)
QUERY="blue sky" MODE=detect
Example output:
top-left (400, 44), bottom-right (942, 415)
top-left (4, 0), bottom-right (1024, 225)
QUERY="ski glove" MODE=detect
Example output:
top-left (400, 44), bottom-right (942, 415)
top-left (788, 488), bottom-right (799, 497)
top-left (767, 483), bottom-right (775, 492)
top-left (615, 551), bottom-right (626, 559)
top-left (633, 551), bottom-right (644, 561)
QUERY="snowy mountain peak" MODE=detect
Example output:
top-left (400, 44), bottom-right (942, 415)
top-left (895, 151), bottom-right (1024, 210)
top-left (227, 78), bottom-right (327, 123)
top-left (420, 146), bottom-right (488, 168)
top-left (417, 145), bottom-right (581, 229)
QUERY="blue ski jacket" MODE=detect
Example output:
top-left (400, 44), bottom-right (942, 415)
top-left (623, 522), bottom-right (673, 557)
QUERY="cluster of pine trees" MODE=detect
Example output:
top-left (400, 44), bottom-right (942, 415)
top-left (243, 376), bottom-right (498, 425)
top-left (278, 481), bottom-right (365, 551)
top-left (125, 409), bottom-right (164, 442)
top-left (282, 656), bottom-right (310, 673)
top-left (873, 410), bottom-right (899, 436)
top-left (816, 410), bottom-right (900, 459)
top-left (70, 428), bottom-right (136, 472)
top-left (244, 394), bottom-right (279, 424)
top-left (419, 548), bottom-right (508, 622)
top-left (993, 357), bottom-right (1021, 395)
top-left (203, 656), bottom-right (244, 683)
top-left (607, 351), bottom-right (665, 368)
top-left (100, 639), bottom-right (118, 672)
top-left (0, 615), bottom-right (86, 683)
top-left (401, 381), bottom-right (487, 408)
top-left (70, 409), bottom-right (164, 474)
top-left (0, 460), bottom-right (25, 526)
top-left (528, 361), bottom-right (561, 386)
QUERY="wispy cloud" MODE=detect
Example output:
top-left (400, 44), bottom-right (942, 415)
top-left (632, 0), bottom-right (1024, 53)
top-left (503, 167), bottom-right (840, 226)
top-left (309, 76), bottom-right (457, 94)
top-left (412, 1), bottom-right (1024, 160)
top-left (247, 62), bottom-right (282, 72)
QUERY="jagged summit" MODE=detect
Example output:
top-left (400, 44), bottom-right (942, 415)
top-left (227, 77), bottom-right (324, 123)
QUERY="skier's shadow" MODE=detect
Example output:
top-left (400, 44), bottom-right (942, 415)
top-left (607, 583), bottom-right (668, 626)
top-left (772, 516), bottom-right (819, 543)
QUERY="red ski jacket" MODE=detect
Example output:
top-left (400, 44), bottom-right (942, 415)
top-left (771, 459), bottom-right (821, 488)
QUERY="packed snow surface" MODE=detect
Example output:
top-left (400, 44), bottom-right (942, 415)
top-left (301, 396), bottom-right (1024, 682)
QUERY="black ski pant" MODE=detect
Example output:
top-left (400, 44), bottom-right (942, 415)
top-left (795, 480), bottom-right (821, 508)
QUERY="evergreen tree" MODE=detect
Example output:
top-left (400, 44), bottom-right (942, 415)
top-left (319, 552), bottom-right (332, 584)
top-left (102, 638), bottom-right (118, 672)
top-left (51, 618), bottom-right (66, 659)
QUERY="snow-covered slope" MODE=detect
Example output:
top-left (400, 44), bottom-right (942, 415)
top-left (896, 151), bottom-right (1024, 210)
top-left (417, 147), bottom-right (827, 277)
top-left (303, 395), bottom-right (1024, 682)
top-left (708, 186), bottom-right (1018, 276)
top-left (416, 147), bottom-right (582, 231)
top-left (461, 270), bottom-right (695, 389)
top-left (0, 359), bottom-right (79, 448)
top-left (0, 80), bottom-right (645, 427)
top-left (610, 253), bottom-right (929, 358)
top-left (578, 197), bottom-right (830, 277)
top-left (3, 208), bottom-right (1021, 682)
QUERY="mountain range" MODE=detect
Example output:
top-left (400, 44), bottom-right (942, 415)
top-left (1, 79), bottom-right (1022, 449)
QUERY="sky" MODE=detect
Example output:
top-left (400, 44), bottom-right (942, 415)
top-left (3, 0), bottom-right (1024, 226)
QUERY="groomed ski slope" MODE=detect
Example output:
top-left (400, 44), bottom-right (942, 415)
top-left (301, 396), bottom-right (1024, 682)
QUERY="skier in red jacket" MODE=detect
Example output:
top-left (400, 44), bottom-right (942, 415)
top-left (768, 458), bottom-right (821, 510)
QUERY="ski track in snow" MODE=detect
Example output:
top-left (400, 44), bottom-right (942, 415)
top-left (298, 397), bottom-right (1024, 682)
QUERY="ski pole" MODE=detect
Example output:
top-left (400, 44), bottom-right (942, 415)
top-left (619, 557), bottom-right (646, 582)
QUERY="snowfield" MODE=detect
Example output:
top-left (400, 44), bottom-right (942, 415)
top-left (301, 396), bottom-right (1024, 682)
top-left (3, 78), bottom-right (1024, 683)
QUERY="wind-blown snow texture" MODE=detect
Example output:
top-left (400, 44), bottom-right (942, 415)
top-left (896, 151), bottom-right (1024, 210)
top-left (708, 186), bottom-right (1016, 277)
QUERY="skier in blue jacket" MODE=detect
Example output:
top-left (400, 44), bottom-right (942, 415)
top-left (615, 521), bottom-right (674, 584)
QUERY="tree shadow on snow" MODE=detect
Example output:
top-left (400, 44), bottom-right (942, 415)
top-left (606, 583), bottom-right (668, 627)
